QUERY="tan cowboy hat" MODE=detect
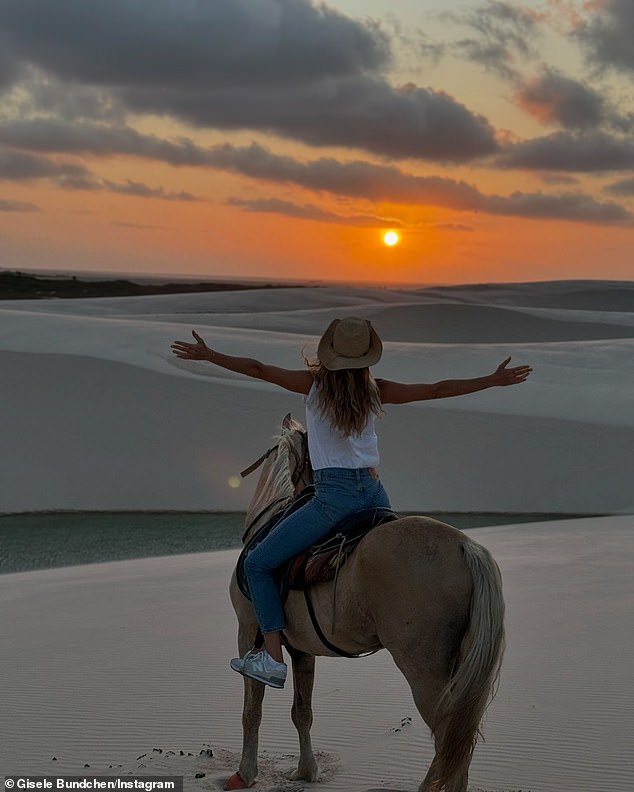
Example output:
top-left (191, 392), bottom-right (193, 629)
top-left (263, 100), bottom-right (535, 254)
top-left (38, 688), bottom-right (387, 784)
top-left (317, 317), bottom-right (382, 371)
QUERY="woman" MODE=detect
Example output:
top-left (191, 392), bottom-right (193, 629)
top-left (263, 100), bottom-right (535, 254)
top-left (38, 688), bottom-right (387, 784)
top-left (171, 316), bottom-right (531, 689)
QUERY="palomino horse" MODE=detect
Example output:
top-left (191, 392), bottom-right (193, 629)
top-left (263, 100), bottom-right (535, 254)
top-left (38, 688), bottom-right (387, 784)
top-left (228, 415), bottom-right (505, 792)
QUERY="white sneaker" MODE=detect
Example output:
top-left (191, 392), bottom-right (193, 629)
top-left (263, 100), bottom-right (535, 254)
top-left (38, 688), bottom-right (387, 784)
top-left (230, 649), bottom-right (287, 689)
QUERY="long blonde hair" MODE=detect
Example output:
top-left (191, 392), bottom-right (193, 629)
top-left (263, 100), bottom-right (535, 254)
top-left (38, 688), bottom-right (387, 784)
top-left (305, 358), bottom-right (384, 436)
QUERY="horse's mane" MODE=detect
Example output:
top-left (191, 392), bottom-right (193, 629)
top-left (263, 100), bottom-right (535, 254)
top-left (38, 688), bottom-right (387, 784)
top-left (243, 419), bottom-right (306, 541)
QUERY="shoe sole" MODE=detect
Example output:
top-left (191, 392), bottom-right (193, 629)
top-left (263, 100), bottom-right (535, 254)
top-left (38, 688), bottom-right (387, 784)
top-left (230, 663), bottom-right (285, 689)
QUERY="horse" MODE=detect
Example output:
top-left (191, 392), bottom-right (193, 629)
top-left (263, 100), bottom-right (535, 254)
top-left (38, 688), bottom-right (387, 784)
top-left (227, 414), bottom-right (505, 792)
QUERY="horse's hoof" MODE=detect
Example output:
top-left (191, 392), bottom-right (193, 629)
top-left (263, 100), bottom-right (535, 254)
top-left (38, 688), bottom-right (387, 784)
top-left (224, 772), bottom-right (253, 789)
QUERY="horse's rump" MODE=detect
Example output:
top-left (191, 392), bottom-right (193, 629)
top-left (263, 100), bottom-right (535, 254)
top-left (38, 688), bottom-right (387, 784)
top-left (282, 515), bottom-right (476, 660)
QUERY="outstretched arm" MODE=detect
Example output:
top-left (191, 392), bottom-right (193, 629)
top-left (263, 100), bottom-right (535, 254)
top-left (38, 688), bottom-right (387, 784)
top-left (171, 331), bottom-right (313, 395)
top-left (378, 357), bottom-right (532, 404)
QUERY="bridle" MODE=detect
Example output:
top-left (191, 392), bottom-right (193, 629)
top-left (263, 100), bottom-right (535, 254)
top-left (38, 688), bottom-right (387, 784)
top-left (239, 425), bottom-right (312, 541)
top-left (240, 428), bottom-right (310, 490)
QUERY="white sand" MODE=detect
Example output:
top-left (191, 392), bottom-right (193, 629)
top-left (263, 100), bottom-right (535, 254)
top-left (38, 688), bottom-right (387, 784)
top-left (1, 280), bottom-right (633, 790)
top-left (1, 280), bottom-right (633, 513)
top-left (1, 516), bottom-right (633, 791)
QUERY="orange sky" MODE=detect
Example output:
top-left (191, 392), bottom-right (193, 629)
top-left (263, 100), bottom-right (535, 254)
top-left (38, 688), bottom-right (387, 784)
top-left (0, 0), bottom-right (632, 285)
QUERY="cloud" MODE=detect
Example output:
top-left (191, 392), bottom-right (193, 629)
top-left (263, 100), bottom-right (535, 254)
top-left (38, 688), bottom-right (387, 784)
top-left (209, 142), bottom-right (632, 225)
top-left (0, 49), bottom-right (22, 91)
top-left (0, 146), bottom-right (91, 182)
top-left (482, 189), bottom-right (631, 224)
top-left (541, 173), bottom-right (579, 186)
top-left (515, 67), bottom-right (605, 129)
top-left (102, 180), bottom-right (199, 201)
top-left (227, 197), bottom-right (403, 227)
top-left (576, 0), bottom-right (634, 73)
top-left (0, 145), bottom-right (200, 200)
top-left (604, 177), bottom-right (634, 197)
top-left (207, 142), bottom-right (484, 207)
top-left (434, 223), bottom-right (474, 232)
top-left (15, 72), bottom-right (126, 123)
top-left (451, 0), bottom-right (543, 80)
top-left (0, 118), bottom-right (223, 166)
top-left (0, 0), bottom-right (389, 88)
top-left (111, 221), bottom-right (161, 230)
top-left (121, 76), bottom-right (499, 163)
top-left (0, 0), bottom-right (498, 162)
top-left (0, 197), bottom-right (40, 212)
top-left (497, 130), bottom-right (634, 171)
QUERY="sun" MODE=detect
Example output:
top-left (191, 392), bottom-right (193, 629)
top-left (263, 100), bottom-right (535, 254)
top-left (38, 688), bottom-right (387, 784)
top-left (383, 230), bottom-right (400, 247)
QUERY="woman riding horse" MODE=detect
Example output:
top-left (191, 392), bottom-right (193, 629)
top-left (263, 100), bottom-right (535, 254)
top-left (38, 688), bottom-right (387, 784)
top-left (171, 317), bottom-right (531, 689)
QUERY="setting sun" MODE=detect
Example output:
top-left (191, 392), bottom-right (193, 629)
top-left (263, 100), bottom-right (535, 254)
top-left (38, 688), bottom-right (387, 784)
top-left (383, 230), bottom-right (400, 247)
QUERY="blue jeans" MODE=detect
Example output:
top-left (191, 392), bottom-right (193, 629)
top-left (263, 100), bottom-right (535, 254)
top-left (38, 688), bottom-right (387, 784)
top-left (244, 468), bottom-right (391, 633)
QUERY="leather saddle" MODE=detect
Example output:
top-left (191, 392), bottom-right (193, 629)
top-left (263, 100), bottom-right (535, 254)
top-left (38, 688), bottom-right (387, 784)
top-left (236, 486), bottom-right (398, 603)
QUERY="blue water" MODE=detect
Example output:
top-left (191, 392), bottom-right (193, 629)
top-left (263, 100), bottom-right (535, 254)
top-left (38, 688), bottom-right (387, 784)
top-left (0, 511), bottom-right (595, 575)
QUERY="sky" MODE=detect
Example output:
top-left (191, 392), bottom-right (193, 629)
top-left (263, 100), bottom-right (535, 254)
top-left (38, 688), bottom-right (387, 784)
top-left (0, 0), bottom-right (633, 285)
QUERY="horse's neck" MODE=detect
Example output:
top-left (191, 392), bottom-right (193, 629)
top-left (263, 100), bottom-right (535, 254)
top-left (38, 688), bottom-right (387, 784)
top-left (243, 437), bottom-right (297, 541)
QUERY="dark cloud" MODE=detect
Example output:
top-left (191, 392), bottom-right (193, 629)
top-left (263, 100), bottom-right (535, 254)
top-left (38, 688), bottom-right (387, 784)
top-left (209, 142), bottom-right (632, 225)
top-left (434, 223), bottom-right (474, 232)
top-left (0, 146), bottom-right (91, 182)
top-left (404, 31), bottom-right (447, 68)
top-left (228, 197), bottom-right (402, 227)
top-left (541, 174), bottom-right (579, 186)
top-left (0, 104), bottom-right (495, 168)
top-left (515, 67), bottom-right (605, 129)
top-left (577, 0), bottom-right (634, 73)
top-left (120, 76), bottom-right (498, 162)
top-left (103, 180), bottom-right (199, 201)
top-left (111, 221), bottom-right (161, 230)
top-left (0, 118), bottom-right (220, 166)
top-left (497, 131), bottom-right (634, 172)
top-left (0, 0), bottom-right (389, 88)
top-left (102, 179), bottom-right (200, 201)
top-left (91, 179), bottom-right (201, 201)
top-left (0, 197), bottom-right (40, 212)
top-left (604, 177), bottom-right (634, 197)
top-left (0, 49), bottom-right (22, 91)
top-left (0, 0), bottom-right (498, 162)
top-left (207, 143), bottom-right (485, 207)
top-left (0, 144), bottom-right (200, 201)
top-left (452, 0), bottom-right (542, 80)
top-left (482, 190), bottom-right (631, 224)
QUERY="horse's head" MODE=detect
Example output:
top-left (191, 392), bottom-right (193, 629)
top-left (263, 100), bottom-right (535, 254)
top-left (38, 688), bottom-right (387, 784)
top-left (241, 413), bottom-right (313, 543)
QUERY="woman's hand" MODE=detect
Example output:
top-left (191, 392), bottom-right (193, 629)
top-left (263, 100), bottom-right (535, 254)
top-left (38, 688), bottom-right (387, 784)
top-left (491, 357), bottom-right (532, 386)
top-left (171, 330), bottom-right (213, 362)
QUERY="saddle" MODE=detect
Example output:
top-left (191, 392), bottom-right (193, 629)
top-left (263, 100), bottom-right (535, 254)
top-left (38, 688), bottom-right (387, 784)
top-left (236, 486), bottom-right (398, 603)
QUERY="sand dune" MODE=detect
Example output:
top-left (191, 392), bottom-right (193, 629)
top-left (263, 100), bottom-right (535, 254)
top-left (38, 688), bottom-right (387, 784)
top-left (423, 280), bottom-right (634, 312)
top-left (2, 280), bottom-right (633, 791)
top-left (1, 280), bottom-right (632, 513)
top-left (1, 516), bottom-right (632, 791)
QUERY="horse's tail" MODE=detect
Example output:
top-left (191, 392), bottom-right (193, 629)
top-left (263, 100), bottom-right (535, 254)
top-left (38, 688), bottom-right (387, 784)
top-left (431, 538), bottom-right (505, 790)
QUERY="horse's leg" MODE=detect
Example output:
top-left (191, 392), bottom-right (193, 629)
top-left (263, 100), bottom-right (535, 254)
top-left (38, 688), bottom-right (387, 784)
top-left (226, 624), bottom-right (265, 790)
top-left (387, 649), bottom-right (468, 792)
top-left (232, 676), bottom-right (265, 788)
top-left (288, 648), bottom-right (319, 782)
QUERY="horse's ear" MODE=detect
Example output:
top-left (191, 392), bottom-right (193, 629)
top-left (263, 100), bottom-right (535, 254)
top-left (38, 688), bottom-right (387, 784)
top-left (282, 413), bottom-right (292, 430)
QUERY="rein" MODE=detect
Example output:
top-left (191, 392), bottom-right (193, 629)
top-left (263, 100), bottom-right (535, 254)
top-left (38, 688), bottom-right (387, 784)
top-left (240, 445), bottom-right (278, 479)
top-left (240, 428), bottom-right (311, 541)
top-left (240, 430), bottom-right (310, 488)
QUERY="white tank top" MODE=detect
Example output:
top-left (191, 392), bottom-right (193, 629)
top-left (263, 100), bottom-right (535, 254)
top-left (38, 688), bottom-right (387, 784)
top-left (305, 382), bottom-right (380, 470)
